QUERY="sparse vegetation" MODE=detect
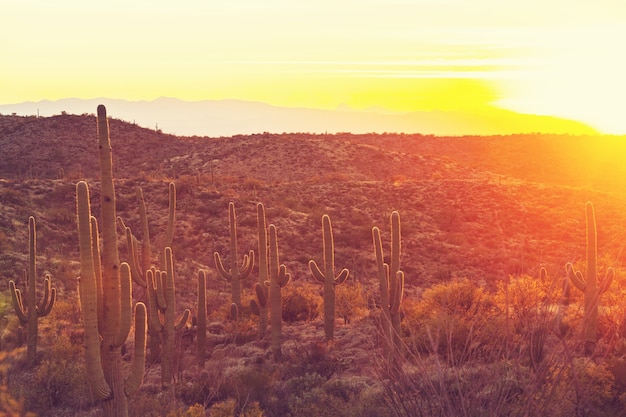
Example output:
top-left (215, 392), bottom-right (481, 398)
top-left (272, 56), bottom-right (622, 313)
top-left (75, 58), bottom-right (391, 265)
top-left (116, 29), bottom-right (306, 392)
top-left (1, 108), bottom-right (626, 415)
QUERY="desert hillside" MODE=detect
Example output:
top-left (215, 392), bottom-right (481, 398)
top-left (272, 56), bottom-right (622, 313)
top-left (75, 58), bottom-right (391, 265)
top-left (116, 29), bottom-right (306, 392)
top-left (1, 111), bottom-right (626, 416)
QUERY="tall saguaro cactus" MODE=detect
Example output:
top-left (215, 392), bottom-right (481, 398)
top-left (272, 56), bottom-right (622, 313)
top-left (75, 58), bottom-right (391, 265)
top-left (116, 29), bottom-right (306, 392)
top-left (9, 216), bottom-right (56, 363)
top-left (372, 211), bottom-right (404, 359)
top-left (566, 201), bottom-right (614, 354)
top-left (309, 214), bottom-right (349, 342)
top-left (268, 224), bottom-right (290, 360)
top-left (145, 247), bottom-right (191, 387)
top-left (214, 202), bottom-right (255, 309)
top-left (250, 203), bottom-right (269, 338)
top-left (76, 105), bottom-right (147, 417)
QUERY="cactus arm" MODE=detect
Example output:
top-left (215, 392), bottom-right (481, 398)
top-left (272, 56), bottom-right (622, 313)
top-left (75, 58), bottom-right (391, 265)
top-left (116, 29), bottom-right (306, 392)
top-left (239, 250), bottom-right (255, 279)
top-left (175, 309), bottom-right (191, 331)
top-left (155, 270), bottom-right (167, 311)
top-left (213, 252), bottom-right (231, 281)
top-left (9, 281), bottom-right (28, 325)
top-left (390, 271), bottom-right (404, 314)
top-left (334, 269), bottom-right (349, 285)
top-left (566, 263), bottom-right (587, 292)
top-left (146, 270), bottom-right (164, 333)
top-left (89, 216), bottom-right (104, 334)
top-left (278, 266), bottom-right (291, 287)
top-left (76, 180), bottom-right (112, 401)
top-left (309, 260), bottom-right (325, 283)
top-left (113, 263), bottom-right (133, 348)
top-left (125, 226), bottom-right (147, 288)
top-left (124, 302), bottom-right (147, 397)
top-left (372, 227), bottom-right (390, 317)
top-left (36, 275), bottom-right (56, 317)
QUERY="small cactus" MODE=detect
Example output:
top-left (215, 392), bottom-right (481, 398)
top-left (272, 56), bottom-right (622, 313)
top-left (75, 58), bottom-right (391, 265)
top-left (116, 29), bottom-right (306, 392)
top-left (214, 202), bottom-right (255, 309)
top-left (9, 216), bottom-right (56, 363)
top-left (566, 202), bottom-right (614, 354)
top-left (309, 214), bottom-right (349, 342)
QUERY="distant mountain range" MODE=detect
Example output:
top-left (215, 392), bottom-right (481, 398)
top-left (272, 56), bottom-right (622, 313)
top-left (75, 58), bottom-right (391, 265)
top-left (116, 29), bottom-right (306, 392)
top-left (0, 97), bottom-right (597, 137)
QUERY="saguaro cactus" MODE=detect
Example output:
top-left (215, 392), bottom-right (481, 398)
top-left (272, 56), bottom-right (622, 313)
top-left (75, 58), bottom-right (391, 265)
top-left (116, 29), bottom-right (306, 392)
top-left (214, 202), bottom-right (255, 309)
top-left (566, 201), bottom-right (614, 354)
top-left (250, 203), bottom-right (269, 338)
top-left (75, 105), bottom-right (147, 417)
top-left (372, 211), bottom-right (404, 359)
top-left (197, 269), bottom-right (207, 366)
top-left (9, 216), bottom-right (56, 363)
top-left (309, 214), bottom-right (349, 342)
top-left (268, 224), bottom-right (290, 360)
top-left (145, 247), bottom-right (191, 387)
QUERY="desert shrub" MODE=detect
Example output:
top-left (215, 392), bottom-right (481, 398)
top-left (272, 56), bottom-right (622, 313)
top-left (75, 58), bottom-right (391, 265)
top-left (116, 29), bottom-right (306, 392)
top-left (209, 398), bottom-right (264, 417)
top-left (403, 278), bottom-right (501, 364)
top-left (542, 358), bottom-right (620, 417)
top-left (335, 280), bottom-right (369, 324)
top-left (281, 282), bottom-right (322, 323)
top-left (166, 403), bottom-right (207, 417)
top-left (13, 332), bottom-right (87, 416)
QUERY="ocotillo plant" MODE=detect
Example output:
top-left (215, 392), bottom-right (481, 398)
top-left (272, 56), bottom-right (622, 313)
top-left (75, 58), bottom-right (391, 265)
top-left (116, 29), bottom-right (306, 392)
top-left (197, 269), bottom-right (207, 366)
top-left (250, 202), bottom-right (269, 338)
top-left (372, 211), bottom-right (404, 360)
top-left (77, 178), bottom-right (146, 416)
top-left (268, 224), bottom-right (290, 360)
top-left (309, 214), bottom-right (349, 342)
top-left (9, 216), bottom-right (56, 363)
top-left (566, 201), bottom-right (614, 354)
top-left (146, 247), bottom-right (191, 387)
top-left (214, 202), bottom-right (255, 310)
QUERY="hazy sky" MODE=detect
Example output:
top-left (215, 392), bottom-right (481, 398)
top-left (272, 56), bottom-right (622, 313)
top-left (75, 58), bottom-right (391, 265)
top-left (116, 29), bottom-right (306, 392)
top-left (2, 0), bottom-right (625, 133)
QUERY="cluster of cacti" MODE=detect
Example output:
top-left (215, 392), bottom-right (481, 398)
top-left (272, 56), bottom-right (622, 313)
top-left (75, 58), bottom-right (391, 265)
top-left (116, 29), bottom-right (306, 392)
top-left (118, 182), bottom-right (176, 288)
top-left (214, 202), bottom-right (255, 311)
top-left (118, 182), bottom-right (177, 362)
top-left (566, 201), bottom-right (614, 354)
top-left (309, 214), bottom-right (350, 342)
top-left (372, 211), bottom-right (404, 360)
top-left (76, 105), bottom-right (147, 417)
top-left (250, 203), bottom-right (269, 338)
top-left (145, 247), bottom-right (191, 387)
top-left (9, 216), bottom-right (56, 363)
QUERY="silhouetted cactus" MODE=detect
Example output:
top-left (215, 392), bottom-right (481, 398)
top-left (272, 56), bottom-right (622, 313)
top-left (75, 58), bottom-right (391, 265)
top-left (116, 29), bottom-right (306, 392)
top-left (9, 216), bottom-right (56, 363)
top-left (76, 106), bottom-right (148, 417)
top-left (250, 202), bottom-right (269, 338)
top-left (566, 201), bottom-right (614, 354)
top-left (145, 247), bottom-right (191, 387)
top-left (309, 214), bottom-right (349, 342)
top-left (268, 224), bottom-right (290, 360)
top-left (214, 202), bottom-right (255, 310)
top-left (373, 211), bottom-right (404, 360)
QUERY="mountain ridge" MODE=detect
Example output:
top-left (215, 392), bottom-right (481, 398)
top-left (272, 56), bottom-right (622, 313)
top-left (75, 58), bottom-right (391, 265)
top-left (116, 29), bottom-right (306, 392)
top-left (0, 97), bottom-right (597, 137)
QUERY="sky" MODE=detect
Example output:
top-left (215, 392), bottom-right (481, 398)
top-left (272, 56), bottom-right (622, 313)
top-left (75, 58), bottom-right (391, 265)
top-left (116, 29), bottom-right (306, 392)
top-left (2, 0), bottom-right (626, 134)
